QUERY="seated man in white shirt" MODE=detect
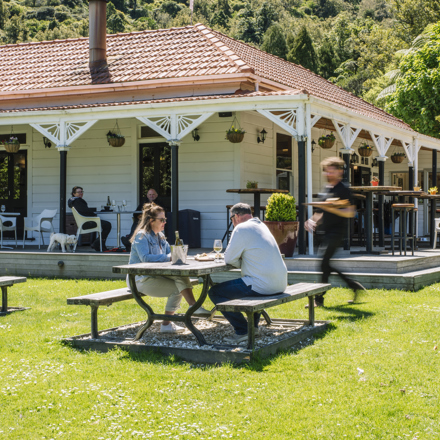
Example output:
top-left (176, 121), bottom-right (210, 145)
top-left (208, 203), bottom-right (288, 344)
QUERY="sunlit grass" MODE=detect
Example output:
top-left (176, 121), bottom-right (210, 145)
top-left (1, 278), bottom-right (439, 439)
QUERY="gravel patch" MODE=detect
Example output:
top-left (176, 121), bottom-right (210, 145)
top-left (78, 318), bottom-right (326, 353)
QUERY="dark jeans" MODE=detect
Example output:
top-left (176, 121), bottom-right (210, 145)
top-left (83, 219), bottom-right (111, 242)
top-left (320, 231), bottom-right (357, 296)
top-left (128, 217), bottom-right (140, 239)
top-left (208, 278), bottom-right (268, 335)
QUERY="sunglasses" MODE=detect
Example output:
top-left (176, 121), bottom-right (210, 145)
top-left (230, 214), bottom-right (236, 221)
top-left (156, 218), bottom-right (167, 223)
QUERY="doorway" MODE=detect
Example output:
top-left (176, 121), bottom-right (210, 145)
top-left (139, 143), bottom-right (171, 210)
top-left (0, 150), bottom-right (27, 238)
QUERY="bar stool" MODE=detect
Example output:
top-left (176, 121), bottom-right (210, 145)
top-left (391, 203), bottom-right (416, 256)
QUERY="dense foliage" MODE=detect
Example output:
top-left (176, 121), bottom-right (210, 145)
top-left (1, 0), bottom-right (440, 136)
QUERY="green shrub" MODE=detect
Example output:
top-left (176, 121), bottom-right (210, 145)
top-left (265, 192), bottom-right (297, 221)
top-left (36, 6), bottom-right (55, 20)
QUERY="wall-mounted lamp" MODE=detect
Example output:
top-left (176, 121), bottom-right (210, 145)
top-left (43, 136), bottom-right (52, 148)
top-left (191, 128), bottom-right (200, 142)
top-left (257, 128), bottom-right (267, 144)
top-left (311, 139), bottom-right (316, 153)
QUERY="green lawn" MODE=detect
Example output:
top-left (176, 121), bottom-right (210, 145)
top-left (1, 278), bottom-right (440, 439)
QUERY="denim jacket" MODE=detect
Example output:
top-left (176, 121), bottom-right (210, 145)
top-left (129, 230), bottom-right (171, 265)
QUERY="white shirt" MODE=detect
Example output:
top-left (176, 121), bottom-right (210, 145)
top-left (224, 218), bottom-right (288, 294)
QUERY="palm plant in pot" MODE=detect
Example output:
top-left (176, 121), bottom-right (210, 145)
top-left (264, 192), bottom-right (298, 257)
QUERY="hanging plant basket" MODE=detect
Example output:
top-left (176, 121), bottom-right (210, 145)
top-left (4, 142), bottom-right (20, 153)
top-left (108, 137), bottom-right (125, 147)
top-left (226, 132), bottom-right (245, 143)
top-left (319, 138), bottom-right (335, 149)
top-left (391, 154), bottom-right (405, 164)
top-left (226, 115), bottom-right (245, 144)
top-left (106, 120), bottom-right (125, 148)
top-left (358, 147), bottom-right (372, 157)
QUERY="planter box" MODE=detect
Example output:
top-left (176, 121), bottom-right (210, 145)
top-left (264, 221), bottom-right (299, 257)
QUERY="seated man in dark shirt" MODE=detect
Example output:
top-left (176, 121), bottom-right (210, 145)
top-left (121, 188), bottom-right (165, 251)
top-left (67, 186), bottom-right (112, 252)
top-left (305, 157), bottom-right (365, 306)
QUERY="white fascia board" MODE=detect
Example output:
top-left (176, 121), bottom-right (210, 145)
top-left (416, 134), bottom-right (440, 150)
top-left (0, 94), bottom-right (309, 125)
top-left (309, 97), bottom-right (416, 144)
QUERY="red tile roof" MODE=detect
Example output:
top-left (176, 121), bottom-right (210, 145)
top-left (0, 24), bottom-right (411, 131)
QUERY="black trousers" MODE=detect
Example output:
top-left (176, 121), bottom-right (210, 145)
top-left (83, 219), bottom-right (111, 242)
top-left (320, 231), bottom-right (356, 296)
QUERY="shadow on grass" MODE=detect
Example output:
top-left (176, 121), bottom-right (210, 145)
top-left (323, 304), bottom-right (375, 322)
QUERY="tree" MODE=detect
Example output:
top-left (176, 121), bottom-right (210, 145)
top-left (261, 24), bottom-right (287, 60)
top-left (0, 0), bottom-right (4, 30)
top-left (286, 26), bottom-right (318, 72)
top-left (107, 10), bottom-right (127, 33)
top-left (317, 38), bottom-right (338, 79)
top-left (5, 15), bottom-right (25, 43)
top-left (387, 22), bottom-right (440, 137)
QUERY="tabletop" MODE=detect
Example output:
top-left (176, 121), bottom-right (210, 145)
top-left (226, 188), bottom-right (289, 194)
top-left (113, 259), bottom-right (234, 277)
top-left (96, 210), bottom-right (142, 214)
top-left (0, 212), bottom-right (20, 216)
top-left (350, 186), bottom-right (402, 192)
top-left (417, 194), bottom-right (440, 199)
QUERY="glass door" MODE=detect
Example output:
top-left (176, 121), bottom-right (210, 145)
top-left (0, 150), bottom-right (27, 238)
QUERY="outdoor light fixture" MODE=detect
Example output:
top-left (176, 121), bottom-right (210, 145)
top-left (311, 139), bottom-right (316, 153)
top-left (257, 129), bottom-right (267, 144)
top-left (191, 128), bottom-right (200, 142)
top-left (43, 136), bottom-right (52, 148)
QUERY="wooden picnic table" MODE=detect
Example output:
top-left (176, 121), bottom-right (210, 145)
top-left (350, 186), bottom-right (401, 254)
top-left (112, 259), bottom-right (234, 346)
top-left (226, 188), bottom-right (288, 219)
top-left (0, 276), bottom-right (27, 315)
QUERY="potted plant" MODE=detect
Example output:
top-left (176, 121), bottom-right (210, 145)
top-left (358, 142), bottom-right (372, 157)
top-left (263, 192), bottom-right (299, 257)
top-left (1, 136), bottom-right (20, 153)
top-left (429, 186), bottom-right (438, 195)
top-left (226, 126), bottom-right (245, 143)
top-left (246, 180), bottom-right (258, 189)
top-left (106, 130), bottom-right (125, 147)
top-left (391, 152), bottom-right (405, 163)
top-left (370, 176), bottom-right (379, 187)
top-left (318, 132), bottom-right (335, 149)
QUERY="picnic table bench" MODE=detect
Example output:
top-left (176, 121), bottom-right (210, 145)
top-left (0, 276), bottom-right (27, 315)
top-left (215, 282), bottom-right (330, 349)
top-left (67, 279), bottom-right (199, 339)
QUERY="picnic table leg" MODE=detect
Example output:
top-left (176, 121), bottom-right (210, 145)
top-left (261, 309), bottom-right (272, 325)
top-left (246, 312), bottom-right (256, 350)
top-left (184, 275), bottom-right (209, 346)
top-left (91, 305), bottom-right (99, 339)
top-left (128, 274), bottom-right (156, 342)
top-left (1, 286), bottom-right (7, 313)
top-left (254, 193), bottom-right (261, 219)
top-left (308, 296), bottom-right (315, 326)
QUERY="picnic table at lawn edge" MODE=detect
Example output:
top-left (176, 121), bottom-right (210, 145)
top-left (112, 259), bottom-right (234, 346)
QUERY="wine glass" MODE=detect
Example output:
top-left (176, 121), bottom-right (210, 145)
top-left (122, 200), bottom-right (127, 212)
top-left (1, 205), bottom-right (5, 213)
top-left (213, 239), bottom-right (222, 263)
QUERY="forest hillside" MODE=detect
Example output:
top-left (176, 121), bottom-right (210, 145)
top-left (1, 0), bottom-right (440, 136)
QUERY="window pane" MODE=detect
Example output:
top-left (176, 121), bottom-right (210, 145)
top-left (276, 133), bottom-right (292, 170)
top-left (276, 170), bottom-right (291, 192)
top-left (0, 154), bottom-right (8, 200)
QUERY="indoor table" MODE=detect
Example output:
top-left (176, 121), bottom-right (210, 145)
top-left (112, 259), bottom-right (233, 345)
top-left (350, 186), bottom-right (401, 254)
top-left (96, 210), bottom-right (141, 247)
top-left (226, 188), bottom-right (288, 219)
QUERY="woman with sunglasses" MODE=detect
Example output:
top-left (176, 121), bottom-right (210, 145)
top-left (128, 203), bottom-right (210, 333)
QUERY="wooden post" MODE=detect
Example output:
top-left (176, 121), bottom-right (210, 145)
top-left (341, 150), bottom-right (351, 250)
top-left (298, 139), bottom-right (306, 255)
top-left (59, 150), bottom-right (67, 234)
top-left (171, 143), bottom-right (179, 243)
top-left (378, 160), bottom-right (385, 247)
top-left (431, 150), bottom-right (437, 247)
top-left (408, 165), bottom-right (414, 237)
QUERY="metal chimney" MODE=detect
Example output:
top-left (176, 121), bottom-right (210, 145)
top-left (89, 0), bottom-right (108, 69)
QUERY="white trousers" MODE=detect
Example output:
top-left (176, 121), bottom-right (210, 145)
top-left (126, 275), bottom-right (193, 312)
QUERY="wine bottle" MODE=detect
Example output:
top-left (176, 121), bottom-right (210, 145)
top-left (106, 196), bottom-right (111, 206)
top-left (175, 231), bottom-right (183, 246)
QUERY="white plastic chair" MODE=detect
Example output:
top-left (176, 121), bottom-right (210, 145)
top-left (71, 207), bottom-right (102, 252)
top-left (433, 218), bottom-right (440, 249)
top-left (22, 209), bottom-right (57, 249)
top-left (0, 215), bottom-right (18, 248)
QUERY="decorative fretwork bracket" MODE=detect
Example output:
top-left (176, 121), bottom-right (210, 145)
top-left (30, 121), bottom-right (98, 150)
top-left (137, 113), bottom-right (214, 145)
top-left (401, 139), bottom-right (420, 166)
top-left (257, 108), bottom-right (305, 138)
top-left (370, 133), bottom-right (394, 158)
top-left (332, 121), bottom-right (361, 153)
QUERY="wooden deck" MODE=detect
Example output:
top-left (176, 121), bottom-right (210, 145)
top-left (2, 244), bottom-right (440, 290)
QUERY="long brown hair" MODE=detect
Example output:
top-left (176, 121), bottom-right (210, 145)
top-left (130, 203), bottom-right (165, 243)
